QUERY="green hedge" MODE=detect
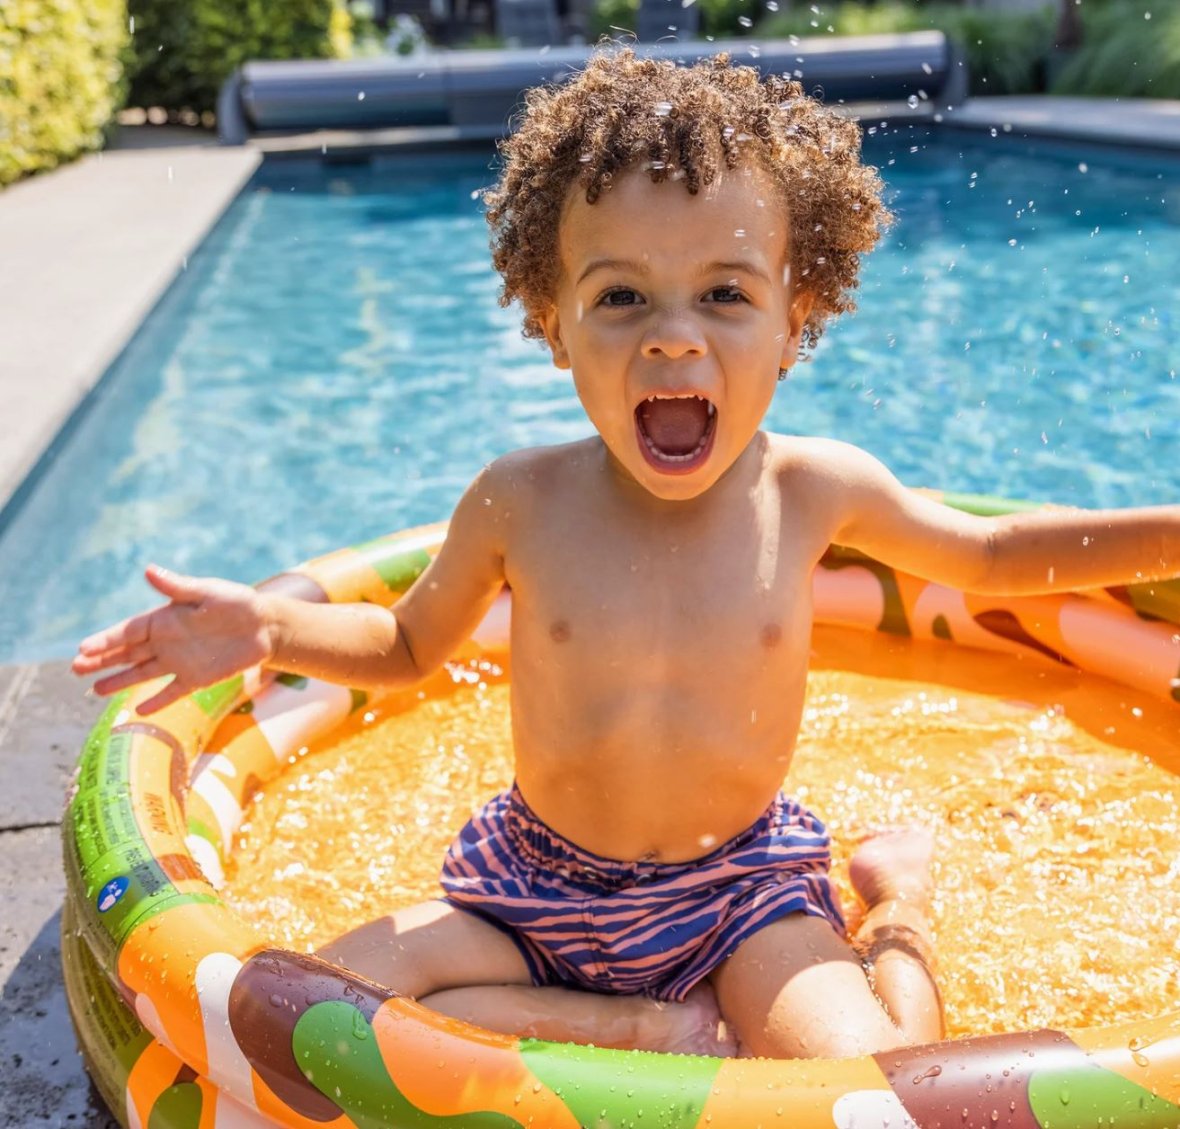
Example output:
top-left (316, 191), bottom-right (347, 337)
top-left (126, 0), bottom-right (353, 116)
top-left (595, 0), bottom-right (1180, 102)
top-left (1052, 1), bottom-right (1180, 99)
top-left (0, 0), bottom-right (129, 187)
top-left (755, 2), bottom-right (1056, 97)
top-left (590, 0), bottom-right (760, 41)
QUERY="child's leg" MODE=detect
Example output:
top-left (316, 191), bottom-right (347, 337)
top-left (422, 982), bottom-right (736, 1055)
top-left (317, 900), bottom-right (734, 1055)
top-left (710, 828), bottom-right (941, 1058)
top-left (848, 828), bottom-right (943, 1044)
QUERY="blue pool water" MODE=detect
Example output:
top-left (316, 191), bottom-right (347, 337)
top-left (2, 133), bottom-right (1179, 663)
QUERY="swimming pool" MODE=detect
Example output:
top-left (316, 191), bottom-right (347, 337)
top-left (1, 132), bottom-right (1178, 664)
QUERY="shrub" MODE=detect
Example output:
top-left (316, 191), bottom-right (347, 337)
top-left (588, 0), bottom-right (639, 41)
top-left (589, 0), bottom-right (761, 42)
top-left (126, 0), bottom-right (353, 117)
top-left (755, 2), bottom-right (1056, 96)
top-left (0, 0), bottom-right (129, 187)
top-left (1052, 1), bottom-right (1180, 100)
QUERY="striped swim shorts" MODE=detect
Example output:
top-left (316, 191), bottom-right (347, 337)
top-left (438, 782), bottom-right (845, 1002)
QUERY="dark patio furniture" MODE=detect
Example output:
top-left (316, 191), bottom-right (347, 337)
top-left (218, 32), bottom-right (966, 144)
top-left (497, 0), bottom-right (563, 47)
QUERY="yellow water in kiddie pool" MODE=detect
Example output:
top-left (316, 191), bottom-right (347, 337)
top-left (223, 627), bottom-right (1180, 1039)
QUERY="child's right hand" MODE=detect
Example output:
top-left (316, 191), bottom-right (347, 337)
top-left (72, 564), bottom-right (274, 715)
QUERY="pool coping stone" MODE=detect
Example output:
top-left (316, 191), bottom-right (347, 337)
top-left (0, 660), bottom-right (112, 1127)
top-left (940, 95), bottom-right (1180, 151)
top-left (0, 130), bottom-right (260, 517)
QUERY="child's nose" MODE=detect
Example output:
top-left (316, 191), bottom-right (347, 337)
top-left (641, 310), bottom-right (707, 360)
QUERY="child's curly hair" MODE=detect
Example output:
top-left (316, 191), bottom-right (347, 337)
top-left (483, 48), bottom-right (891, 352)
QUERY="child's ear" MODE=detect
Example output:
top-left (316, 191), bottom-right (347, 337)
top-left (539, 305), bottom-right (571, 370)
top-left (780, 287), bottom-right (815, 371)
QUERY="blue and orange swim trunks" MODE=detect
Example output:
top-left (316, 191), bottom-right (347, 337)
top-left (439, 782), bottom-right (845, 1002)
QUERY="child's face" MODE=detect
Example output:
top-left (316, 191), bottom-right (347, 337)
top-left (541, 162), bottom-right (811, 501)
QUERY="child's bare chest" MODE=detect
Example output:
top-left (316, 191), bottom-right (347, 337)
top-left (506, 487), bottom-right (820, 673)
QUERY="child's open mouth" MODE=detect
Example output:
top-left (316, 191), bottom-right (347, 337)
top-left (634, 394), bottom-right (717, 474)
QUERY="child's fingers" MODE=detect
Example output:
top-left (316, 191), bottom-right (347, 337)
top-left (144, 564), bottom-right (205, 603)
top-left (77, 610), bottom-right (155, 657)
top-left (71, 639), bottom-right (154, 675)
top-left (91, 659), bottom-right (168, 698)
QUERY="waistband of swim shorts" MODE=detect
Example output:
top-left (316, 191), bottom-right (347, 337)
top-left (502, 780), bottom-right (789, 885)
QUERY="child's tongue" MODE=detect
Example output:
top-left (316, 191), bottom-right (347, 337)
top-left (638, 397), bottom-right (710, 455)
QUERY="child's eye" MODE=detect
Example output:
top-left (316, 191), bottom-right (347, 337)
top-left (601, 288), bottom-right (641, 307)
top-left (706, 286), bottom-right (745, 304)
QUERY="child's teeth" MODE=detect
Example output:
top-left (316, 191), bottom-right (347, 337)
top-left (642, 433), bottom-right (710, 462)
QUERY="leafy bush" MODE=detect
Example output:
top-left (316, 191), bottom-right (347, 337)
top-left (1052, 1), bottom-right (1180, 99)
top-left (0, 0), bottom-right (129, 187)
top-left (589, 0), bottom-right (639, 41)
top-left (589, 0), bottom-right (761, 42)
top-left (126, 0), bottom-right (353, 117)
top-left (756, 2), bottom-right (1057, 96)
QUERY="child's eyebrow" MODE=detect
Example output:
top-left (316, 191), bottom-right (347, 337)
top-left (576, 258), bottom-right (772, 285)
top-left (575, 257), bottom-right (645, 284)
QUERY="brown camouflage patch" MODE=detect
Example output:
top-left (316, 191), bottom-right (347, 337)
top-left (973, 610), bottom-right (1075, 667)
top-left (228, 949), bottom-right (398, 1122)
top-left (875, 1028), bottom-right (1083, 1129)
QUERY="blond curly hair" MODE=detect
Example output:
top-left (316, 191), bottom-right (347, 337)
top-left (483, 47), bottom-right (892, 351)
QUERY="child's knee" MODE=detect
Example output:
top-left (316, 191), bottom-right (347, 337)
top-left (317, 914), bottom-right (439, 998)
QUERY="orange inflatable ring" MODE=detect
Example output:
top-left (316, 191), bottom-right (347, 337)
top-left (62, 497), bottom-right (1180, 1128)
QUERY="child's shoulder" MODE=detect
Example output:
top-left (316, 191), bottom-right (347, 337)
top-left (477, 438), bottom-right (602, 497)
top-left (765, 432), bottom-right (880, 482)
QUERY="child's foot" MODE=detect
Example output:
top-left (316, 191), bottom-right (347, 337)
top-left (849, 826), bottom-right (935, 911)
top-left (633, 983), bottom-right (738, 1057)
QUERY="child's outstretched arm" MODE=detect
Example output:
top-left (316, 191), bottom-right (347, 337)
top-left (72, 462), bottom-right (511, 715)
top-left (812, 441), bottom-right (1180, 595)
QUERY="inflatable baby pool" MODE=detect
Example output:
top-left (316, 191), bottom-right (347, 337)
top-left (63, 499), bottom-right (1180, 1128)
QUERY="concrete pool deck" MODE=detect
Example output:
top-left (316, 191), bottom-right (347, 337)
top-left (2, 94), bottom-right (1179, 1125)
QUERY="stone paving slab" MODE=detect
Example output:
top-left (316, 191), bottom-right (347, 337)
top-left (0, 665), bottom-right (108, 1124)
top-left (0, 662), bottom-right (102, 831)
top-left (0, 827), bottom-right (117, 1127)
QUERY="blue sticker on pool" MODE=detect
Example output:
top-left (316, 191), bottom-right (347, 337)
top-left (97, 876), bottom-right (129, 913)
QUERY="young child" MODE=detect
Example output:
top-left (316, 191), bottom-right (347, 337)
top-left (74, 50), bottom-right (1180, 1060)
